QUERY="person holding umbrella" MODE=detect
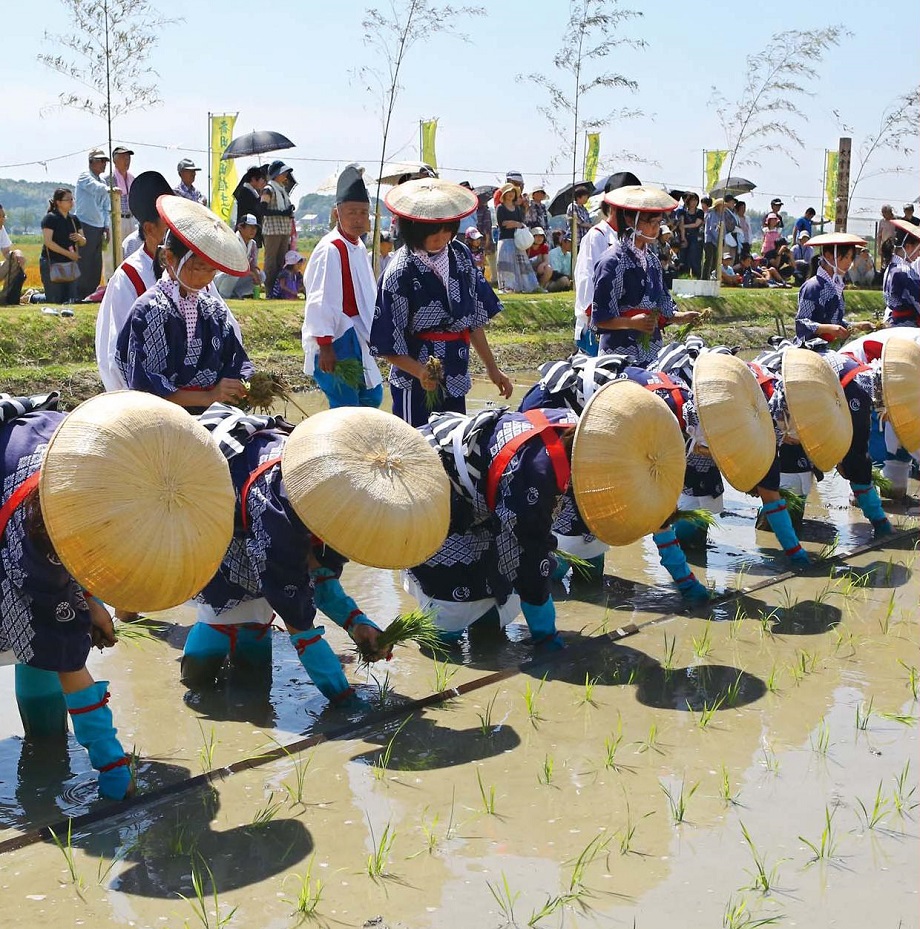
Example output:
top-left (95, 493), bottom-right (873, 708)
top-left (233, 166), bottom-right (270, 248)
top-left (592, 186), bottom-right (701, 366)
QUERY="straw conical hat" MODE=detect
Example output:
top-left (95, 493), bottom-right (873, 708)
top-left (781, 348), bottom-right (853, 471)
top-left (281, 407), bottom-right (450, 568)
top-left (156, 194), bottom-right (248, 275)
top-left (571, 380), bottom-right (685, 546)
top-left (384, 178), bottom-right (477, 222)
top-left (891, 219), bottom-right (920, 241)
top-left (603, 185), bottom-right (678, 213)
top-left (40, 391), bottom-right (235, 612)
top-left (881, 338), bottom-right (920, 451)
top-left (806, 232), bottom-right (867, 249)
top-left (692, 353), bottom-right (776, 492)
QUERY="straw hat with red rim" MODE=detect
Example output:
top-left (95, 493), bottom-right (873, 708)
top-left (881, 338), bottom-right (920, 451)
top-left (156, 194), bottom-right (249, 276)
top-left (384, 178), bottom-right (478, 223)
top-left (891, 219), bottom-right (920, 241)
top-left (806, 232), bottom-right (867, 249)
top-left (603, 185), bottom-right (678, 213)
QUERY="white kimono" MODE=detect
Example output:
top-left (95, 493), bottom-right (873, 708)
top-left (573, 221), bottom-right (617, 341)
top-left (301, 228), bottom-right (383, 388)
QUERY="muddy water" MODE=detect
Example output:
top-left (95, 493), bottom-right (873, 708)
top-left (0, 378), bottom-right (917, 927)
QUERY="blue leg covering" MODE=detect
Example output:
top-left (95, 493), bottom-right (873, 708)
top-left (65, 681), bottom-right (131, 800)
top-left (289, 627), bottom-right (363, 707)
top-left (230, 624), bottom-right (274, 679)
top-left (15, 664), bottom-right (67, 740)
top-left (311, 567), bottom-right (379, 635)
top-left (761, 500), bottom-right (810, 565)
top-left (851, 483), bottom-right (893, 536)
top-left (521, 599), bottom-right (565, 651)
top-left (181, 621), bottom-right (232, 687)
top-left (672, 518), bottom-right (708, 548)
top-left (551, 556), bottom-right (570, 582)
top-left (652, 529), bottom-right (710, 600)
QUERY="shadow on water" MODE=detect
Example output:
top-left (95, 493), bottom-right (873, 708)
top-left (710, 593), bottom-right (843, 636)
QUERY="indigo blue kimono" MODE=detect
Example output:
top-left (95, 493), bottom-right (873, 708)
top-left (591, 239), bottom-right (676, 366)
top-left (883, 256), bottom-right (920, 326)
top-left (823, 350), bottom-right (876, 485)
top-left (795, 267), bottom-right (847, 344)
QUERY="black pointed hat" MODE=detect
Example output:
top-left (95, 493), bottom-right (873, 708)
top-left (129, 171), bottom-right (173, 224)
top-left (336, 164), bottom-right (369, 205)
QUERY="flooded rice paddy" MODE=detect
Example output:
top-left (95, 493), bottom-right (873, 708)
top-left (0, 378), bottom-right (917, 928)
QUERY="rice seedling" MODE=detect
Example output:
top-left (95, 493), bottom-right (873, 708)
top-left (810, 720), bottom-right (831, 756)
top-left (242, 371), bottom-right (309, 416)
top-left (855, 696), bottom-right (874, 731)
top-left (879, 591), bottom-right (897, 635)
top-left (372, 714), bottom-right (412, 782)
top-left (740, 822), bottom-right (781, 893)
top-left (554, 549), bottom-right (599, 580)
top-left (728, 603), bottom-right (747, 639)
top-left (477, 768), bottom-right (497, 815)
top-left (757, 609), bottom-right (779, 639)
top-left (370, 669), bottom-right (393, 707)
top-left (567, 833), bottom-right (611, 896)
top-left (724, 671), bottom-right (744, 707)
top-left (423, 356), bottom-right (444, 411)
top-left (878, 711), bottom-right (917, 727)
top-left (332, 357), bottom-right (364, 391)
top-left (855, 781), bottom-right (889, 832)
top-left (283, 856), bottom-right (324, 920)
top-left (692, 621), bottom-right (714, 659)
top-left (431, 656), bottom-right (459, 694)
top-left (361, 608), bottom-right (444, 664)
top-left (48, 818), bottom-right (84, 890)
top-left (603, 716), bottom-right (626, 771)
top-left (892, 761), bottom-right (918, 817)
top-left (248, 792), bottom-right (284, 831)
top-left (673, 307), bottom-right (712, 341)
top-left (537, 753), bottom-right (555, 786)
top-left (760, 745), bottom-right (780, 776)
top-left (179, 859), bottom-right (237, 929)
top-left (832, 627), bottom-right (859, 658)
top-left (688, 694), bottom-right (724, 731)
top-left (799, 806), bottom-right (839, 863)
top-left (281, 751), bottom-right (312, 808)
top-left (765, 663), bottom-right (781, 693)
top-left (661, 632), bottom-right (678, 674)
top-left (408, 808), bottom-right (442, 859)
top-left (486, 871), bottom-right (520, 926)
top-left (522, 675), bottom-right (546, 726)
top-left (817, 534), bottom-right (841, 562)
top-left (837, 570), bottom-right (872, 602)
top-left (617, 802), bottom-right (653, 855)
top-left (898, 660), bottom-right (919, 701)
top-left (660, 779), bottom-right (698, 825)
top-left (734, 562), bottom-right (751, 592)
top-left (723, 894), bottom-right (783, 928)
top-left (197, 722), bottom-right (218, 774)
top-left (96, 846), bottom-right (129, 886)
top-left (365, 816), bottom-right (397, 881)
top-left (636, 721), bottom-right (663, 755)
top-left (577, 672), bottom-right (600, 708)
top-left (719, 764), bottom-right (741, 807)
top-left (674, 507), bottom-right (720, 532)
top-left (113, 615), bottom-right (160, 646)
top-left (779, 487), bottom-right (807, 521)
top-left (872, 467), bottom-right (894, 497)
top-left (167, 821), bottom-right (198, 858)
top-left (477, 692), bottom-right (499, 735)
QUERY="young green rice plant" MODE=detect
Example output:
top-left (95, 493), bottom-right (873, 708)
top-left (527, 894), bottom-right (566, 926)
top-left (692, 621), bottom-right (714, 659)
top-left (661, 632), bottom-right (678, 674)
top-left (879, 591), bottom-right (897, 635)
top-left (179, 858), bottom-right (237, 929)
top-left (855, 781), bottom-right (889, 832)
top-left (197, 722), bottom-right (218, 774)
top-left (719, 764), bottom-right (741, 807)
top-left (476, 768), bottom-right (497, 815)
top-left (636, 721), bottom-right (663, 755)
top-left (733, 561), bottom-right (751, 592)
top-left (817, 533), bottom-right (841, 562)
top-left (408, 808), bottom-right (442, 859)
top-left (486, 871), bottom-right (520, 926)
top-left (363, 608), bottom-right (444, 664)
top-left (48, 817), bottom-right (84, 891)
top-left (723, 894), bottom-right (783, 928)
top-left (832, 626), bottom-right (859, 659)
top-left (370, 669), bottom-right (393, 707)
top-left (892, 761), bottom-right (918, 817)
top-left (617, 802), bottom-right (653, 855)
top-left (776, 586), bottom-right (796, 612)
top-left (554, 549), bottom-right (600, 581)
top-left (740, 822), bottom-right (780, 893)
top-left (431, 656), bottom-right (459, 695)
top-left (779, 487), bottom-right (807, 522)
top-left (723, 671), bottom-right (744, 708)
top-left (757, 609), bottom-right (779, 639)
top-left (872, 466), bottom-right (894, 497)
top-left (878, 711), bottom-right (917, 726)
top-left (372, 714), bottom-right (412, 782)
top-left (537, 753), bottom-right (555, 786)
top-left (810, 720), bottom-right (831, 756)
top-left (799, 805), bottom-right (839, 862)
top-left (96, 846), bottom-right (130, 886)
top-left (567, 833), bottom-right (612, 897)
top-left (855, 696), bottom-right (874, 731)
top-left (578, 672), bottom-right (600, 708)
top-left (760, 745), bottom-right (780, 776)
top-left (688, 694), bottom-right (724, 731)
top-left (603, 715), bottom-right (626, 771)
top-left (242, 371), bottom-right (310, 417)
top-left (522, 675), bottom-right (546, 726)
top-left (332, 357), bottom-right (364, 391)
top-left (423, 356), bottom-right (444, 411)
top-left (660, 779), bottom-right (698, 825)
top-left (281, 750), bottom-right (312, 808)
top-left (113, 615), bottom-right (160, 646)
top-left (728, 603), bottom-right (747, 640)
top-left (365, 816), bottom-right (397, 881)
top-left (248, 791), bottom-right (284, 831)
top-left (477, 692), bottom-right (499, 735)
top-left (765, 663), bottom-right (781, 694)
top-left (898, 660), bottom-right (919, 702)
top-left (283, 855), bottom-right (324, 920)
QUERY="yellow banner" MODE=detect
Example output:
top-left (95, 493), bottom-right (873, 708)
top-left (421, 119), bottom-right (438, 172)
top-left (210, 113), bottom-right (238, 224)
top-left (705, 150), bottom-right (728, 193)
top-left (583, 133), bottom-right (601, 184)
top-left (824, 150), bottom-right (839, 223)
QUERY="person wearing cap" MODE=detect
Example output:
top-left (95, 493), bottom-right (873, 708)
top-left (769, 198), bottom-right (785, 229)
top-left (74, 148), bottom-right (112, 301)
top-left (233, 166), bottom-right (271, 249)
top-left (174, 158), bottom-right (205, 205)
top-left (463, 227), bottom-right (485, 275)
top-left (566, 187), bottom-right (593, 245)
top-left (525, 184), bottom-right (550, 232)
top-left (792, 231), bottom-right (814, 284)
top-left (761, 211), bottom-right (783, 255)
top-left (371, 178), bottom-right (513, 426)
top-left (882, 220), bottom-right (920, 327)
top-left (527, 226), bottom-right (552, 286)
top-left (302, 165), bottom-right (384, 410)
top-left (95, 171), bottom-right (173, 391)
top-left (115, 196), bottom-right (253, 410)
top-left (110, 146), bottom-right (135, 243)
top-left (214, 214), bottom-right (264, 300)
top-left (263, 161), bottom-right (297, 296)
top-left (271, 249), bottom-right (306, 300)
top-left (795, 233), bottom-right (875, 347)
top-left (592, 186), bottom-right (700, 367)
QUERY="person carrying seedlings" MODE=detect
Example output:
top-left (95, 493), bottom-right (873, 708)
top-left (1, 391), bottom-right (235, 800)
top-left (795, 232), bottom-right (875, 348)
top-left (115, 195), bottom-right (253, 412)
top-left (185, 404), bottom-right (451, 707)
top-left (95, 171), bottom-right (173, 391)
top-left (370, 178), bottom-right (513, 427)
top-left (406, 381), bottom-right (686, 646)
top-left (882, 219), bottom-right (920, 327)
top-left (591, 186), bottom-right (700, 367)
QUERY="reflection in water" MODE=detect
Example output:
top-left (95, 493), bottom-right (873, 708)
top-left (636, 664), bottom-right (767, 712)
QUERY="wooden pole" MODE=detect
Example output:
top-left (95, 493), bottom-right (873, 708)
top-left (835, 137), bottom-right (852, 233)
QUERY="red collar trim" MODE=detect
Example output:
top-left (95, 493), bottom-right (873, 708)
top-left (337, 226), bottom-right (359, 245)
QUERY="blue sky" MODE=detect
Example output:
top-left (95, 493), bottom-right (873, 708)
top-left (2, 0), bottom-right (916, 228)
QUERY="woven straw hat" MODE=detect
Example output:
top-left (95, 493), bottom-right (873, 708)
top-left (891, 219), bottom-right (920, 241)
top-left (781, 348), bottom-right (853, 471)
top-left (156, 194), bottom-right (249, 275)
top-left (603, 185), bottom-right (678, 213)
top-left (572, 380), bottom-right (685, 546)
top-left (40, 391), bottom-right (235, 612)
top-left (806, 232), bottom-right (867, 249)
top-left (281, 407), bottom-right (450, 568)
top-left (692, 353), bottom-right (777, 492)
top-left (881, 337), bottom-right (920, 450)
top-left (385, 178), bottom-right (478, 223)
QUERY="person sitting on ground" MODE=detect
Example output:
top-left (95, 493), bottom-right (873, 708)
top-left (216, 214), bottom-right (264, 299)
top-left (772, 242), bottom-right (795, 283)
top-left (270, 250), bottom-right (305, 300)
top-left (0, 203), bottom-right (27, 305)
top-left (737, 252), bottom-right (770, 287)
top-left (792, 231), bottom-right (814, 284)
top-left (720, 251), bottom-right (741, 286)
top-left (527, 226), bottom-right (553, 286)
top-left (547, 231), bottom-right (573, 291)
top-left (848, 246), bottom-right (877, 288)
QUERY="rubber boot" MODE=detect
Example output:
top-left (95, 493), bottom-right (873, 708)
top-left (15, 664), bottom-right (67, 740)
top-left (851, 482), bottom-right (893, 536)
top-left (468, 606), bottom-right (504, 644)
top-left (289, 627), bottom-right (363, 708)
top-left (65, 681), bottom-right (132, 800)
top-left (761, 500), bottom-right (810, 565)
top-left (180, 621), bottom-right (232, 688)
top-left (652, 529), bottom-right (710, 601)
top-left (311, 567), bottom-right (380, 636)
top-left (672, 518), bottom-right (708, 549)
top-left (229, 624), bottom-right (274, 686)
top-left (521, 599), bottom-right (565, 651)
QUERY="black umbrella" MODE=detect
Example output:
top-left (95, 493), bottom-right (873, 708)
top-left (709, 176), bottom-right (756, 198)
top-left (592, 171), bottom-right (641, 196)
top-left (548, 181), bottom-right (593, 217)
top-left (221, 130), bottom-right (295, 160)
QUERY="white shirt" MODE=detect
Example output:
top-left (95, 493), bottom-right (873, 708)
top-left (573, 221), bottom-right (617, 338)
top-left (301, 228), bottom-right (383, 387)
top-left (122, 228), bottom-right (142, 259)
top-left (0, 226), bottom-right (12, 254)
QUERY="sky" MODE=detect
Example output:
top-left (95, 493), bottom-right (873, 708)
top-left (2, 0), bottom-right (917, 230)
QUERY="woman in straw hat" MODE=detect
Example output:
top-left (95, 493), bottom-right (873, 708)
top-left (882, 219), bottom-right (920, 327)
top-left (795, 232), bottom-right (875, 349)
top-left (370, 178), bottom-right (513, 427)
top-left (115, 195), bottom-right (254, 412)
top-left (407, 383), bottom-right (686, 645)
top-left (0, 391), bottom-right (235, 799)
top-left (592, 186), bottom-right (700, 367)
top-left (494, 183), bottom-right (540, 294)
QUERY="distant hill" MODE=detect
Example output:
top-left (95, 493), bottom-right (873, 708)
top-left (0, 178), bottom-right (72, 234)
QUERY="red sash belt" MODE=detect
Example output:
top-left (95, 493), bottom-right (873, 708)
top-left (890, 307), bottom-right (917, 321)
top-left (642, 373), bottom-right (687, 430)
top-left (485, 410), bottom-right (572, 512)
top-left (840, 362), bottom-right (872, 389)
top-left (420, 329), bottom-right (471, 343)
top-left (211, 621), bottom-right (273, 653)
top-left (0, 472), bottom-right (40, 542)
top-left (240, 457), bottom-right (281, 532)
top-left (748, 362), bottom-right (776, 399)
top-left (622, 307), bottom-right (663, 331)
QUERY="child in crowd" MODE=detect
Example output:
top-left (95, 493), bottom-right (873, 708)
top-left (762, 213), bottom-right (782, 254)
top-left (464, 227), bottom-right (486, 274)
top-left (271, 250), bottom-right (306, 300)
top-left (527, 226), bottom-right (552, 287)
